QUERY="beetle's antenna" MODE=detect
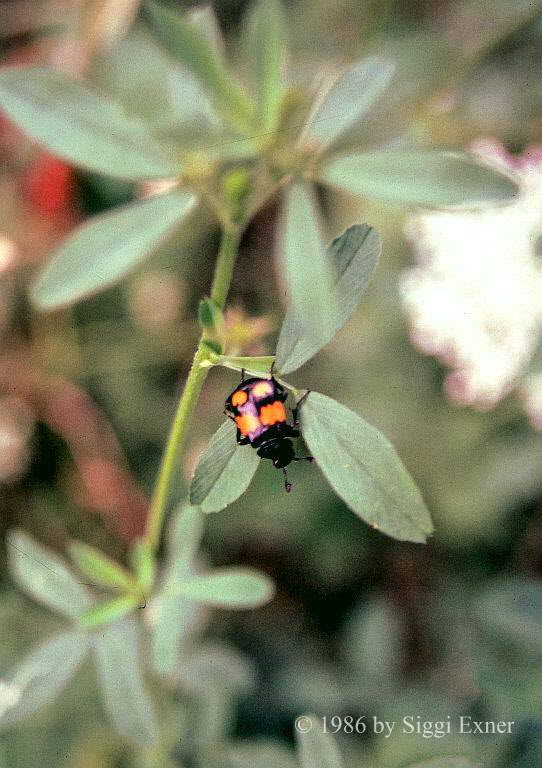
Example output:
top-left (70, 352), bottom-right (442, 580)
top-left (293, 456), bottom-right (313, 462)
top-left (283, 468), bottom-right (292, 492)
top-left (241, 368), bottom-right (246, 382)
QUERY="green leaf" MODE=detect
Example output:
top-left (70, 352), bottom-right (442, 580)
top-left (79, 594), bottom-right (141, 628)
top-left (129, 538), bottom-right (156, 592)
top-left (93, 617), bottom-right (157, 746)
top-left (90, 23), bottom-right (219, 134)
top-left (178, 567), bottom-right (275, 608)
top-left (31, 189), bottom-right (195, 309)
top-left (296, 714), bottom-right (344, 768)
top-left (216, 355), bottom-right (276, 376)
top-left (187, 4), bottom-right (224, 50)
top-left (279, 182), bottom-right (335, 353)
top-left (7, 529), bottom-right (93, 620)
top-left (0, 66), bottom-right (181, 179)
top-left (144, 0), bottom-right (253, 131)
top-left (299, 393), bottom-right (433, 542)
top-left (151, 504), bottom-right (204, 674)
top-left (276, 223), bottom-right (380, 374)
top-left (0, 631), bottom-right (91, 728)
top-left (163, 504), bottom-right (204, 581)
top-left (406, 760), bottom-right (475, 768)
top-left (69, 541), bottom-right (136, 593)
top-left (189, 420), bottom-right (260, 513)
top-left (321, 149), bottom-right (519, 207)
top-left (308, 56), bottom-right (394, 149)
top-left (244, 0), bottom-right (284, 131)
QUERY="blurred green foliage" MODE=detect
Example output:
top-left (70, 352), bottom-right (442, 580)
top-left (1, 0), bottom-right (542, 766)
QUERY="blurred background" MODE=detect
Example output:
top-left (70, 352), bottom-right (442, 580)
top-left (1, 1), bottom-right (542, 766)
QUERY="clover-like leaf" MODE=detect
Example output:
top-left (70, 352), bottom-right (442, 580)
top-left (79, 594), bottom-right (142, 629)
top-left (276, 224), bottom-right (380, 374)
top-left (296, 714), bottom-right (344, 768)
top-left (69, 541), bottom-right (137, 593)
top-left (178, 567), bottom-right (275, 609)
top-left (31, 190), bottom-right (195, 309)
top-left (163, 504), bottom-right (204, 582)
top-left (129, 538), bottom-right (156, 593)
top-left (91, 23), bottom-right (219, 135)
top-left (321, 149), bottom-right (518, 206)
top-left (244, 0), bottom-right (285, 131)
top-left (190, 420), bottom-right (260, 513)
top-left (299, 392), bottom-right (433, 542)
top-left (93, 617), bottom-right (157, 746)
top-left (406, 760), bottom-right (475, 768)
top-left (7, 529), bottom-right (93, 620)
top-left (278, 182), bottom-right (335, 353)
top-left (0, 631), bottom-right (92, 728)
top-left (308, 56), bottom-right (395, 150)
top-left (151, 504), bottom-right (205, 674)
top-left (144, 0), bottom-right (253, 131)
top-left (0, 67), bottom-right (181, 179)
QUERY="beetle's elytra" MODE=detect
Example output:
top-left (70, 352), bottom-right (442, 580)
top-left (224, 374), bottom-right (312, 492)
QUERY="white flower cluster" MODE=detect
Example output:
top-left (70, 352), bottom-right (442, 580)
top-left (401, 140), bottom-right (542, 424)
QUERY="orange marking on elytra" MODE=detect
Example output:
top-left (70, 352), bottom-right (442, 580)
top-left (235, 412), bottom-right (261, 436)
top-left (259, 401), bottom-right (286, 426)
top-left (231, 389), bottom-right (248, 406)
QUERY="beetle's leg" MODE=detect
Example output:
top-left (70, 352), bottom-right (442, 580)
top-left (236, 428), bottom-right (251, 446)
top-left (292, 390), bottom-right (311, 427)
top-left (223, 409), bottom-right (236, 423)
top-left (241, 368), bottom-right (246, 382)
top-left (293, 455), bottom-right (313, 462)
top-left (270, 360), bottom-right (276, 378)
top-left (282, 467), bottom-right (292, 493)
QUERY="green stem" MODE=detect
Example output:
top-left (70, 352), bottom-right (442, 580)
top-left (144, 225), bottom-right (242, 553)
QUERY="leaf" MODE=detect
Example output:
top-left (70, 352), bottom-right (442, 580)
top-left (406, 760), bottom-right (475, 768)
top-left (90, 23), bottom-right (219, 134)
top-left (7, 529), bottom-right (93, 620)
top-left (178, 567), bottom-right (275, 608)
top-left (151, 592), bottom-right (204, 676)
top-left (244, 0), bottom-right (284, 131)
top-left (299, 393), bottom-right (433, 542)
top-left (93, 617), bottom-right (157, 746)
top-left (69, 541), bottom-right (136, 592)
top-left (129, 538), bottom-right (156, 592)
top-left (308, 56), bottom-right (394, 149)
top-left (216, 355), bottom-right (276, 376)
top-left (144, 0), bottom-right (253, 131)
top-left (163, 504), bottom-right (204, 581)
top-left (0, 631), bottom-right (91, 728)
top-left (31, 189), bottom-right (195, 309)
top-left (296, 714), bottom-right (344, 768)
top-left (276, 224), bottom-right (380, 374)
top-left (322, 149), bottom-right (519, 207)
top-left (0, 66), bottom-right (181, 179)
top-left (151, 504), bottom-right (205, 674)
top-left (278, 182), bottom-right (335, 354)
top-left (79, 594), bottom-right (141, 628)
top-left (189, 420), bottom-right (260, 513)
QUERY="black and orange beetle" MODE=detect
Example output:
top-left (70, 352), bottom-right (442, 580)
top-left (224, 372), bottom-right (312, 492)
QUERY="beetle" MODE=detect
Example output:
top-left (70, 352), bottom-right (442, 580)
top-left (224, 372), bottom-right (312, 492)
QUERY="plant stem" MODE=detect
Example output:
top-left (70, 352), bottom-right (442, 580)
top-left (144, 225), bottom-right (242, 553)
